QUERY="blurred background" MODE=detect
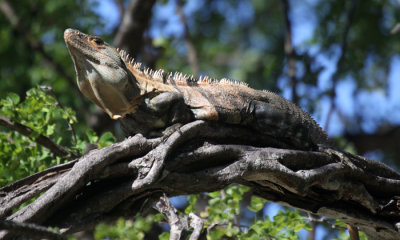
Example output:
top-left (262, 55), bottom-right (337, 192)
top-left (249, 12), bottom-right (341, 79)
top-left (1, 0), bottom-right (400, 239)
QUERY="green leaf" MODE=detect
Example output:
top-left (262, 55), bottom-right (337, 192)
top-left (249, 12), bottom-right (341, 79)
top-left (185, 194), bottom-right (199, 214)
top-left (153, 37), bottom-right (168, 48)
top-left (294, 223), bottom-right (305, 232)
top-left (208, 191), bottom-right (220, 198)
top-left (249, 224), bottom-right (263, 235)
top-left (153, 213), bottom-right (164, 222)
top-left (209, 197), bottom-right (221, 206)
top-left (86, 129), bottom-right (98, 144)
top-left (248, 196), bottom-right (267, 212)
top-left (46, 124), bottom-right (55, 136)
top-left (98, 131), bottom-right (116, 148)
top-left (6, 93), bottom-right (20, 105)
top-left (158, 232), bottom-right (170, 240)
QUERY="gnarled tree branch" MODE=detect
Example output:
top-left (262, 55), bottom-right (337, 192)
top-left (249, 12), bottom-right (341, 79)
top-left (1, 121), bottom-right (400, 239)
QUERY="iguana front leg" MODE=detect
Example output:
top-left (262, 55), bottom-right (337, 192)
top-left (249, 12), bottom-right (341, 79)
top-left (146, 91), bottom-right (192, 124)
top-left (119, 92), bottom-right (191, 137)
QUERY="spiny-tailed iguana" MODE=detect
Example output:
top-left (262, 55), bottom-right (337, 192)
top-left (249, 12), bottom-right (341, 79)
top-left (64, 28), bottom-right (327, 150)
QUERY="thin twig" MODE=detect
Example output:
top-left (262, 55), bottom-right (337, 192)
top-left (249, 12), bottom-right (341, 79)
top-left (0, 115), bottom-right (78, 158)
top-left (155, 194), bottom-right (188, 240)
top-left (188, 213), bottom-right (204, 240)
top-left (348, 224), bottom-right (360, 240)
top-left (390, 23), bottom-right (400, 35)
top-left (305, 215), bottom-right (347, 230)
top-left (307, 213), bottom-right (317, 240)
top-left (155, 194), bottom-right (205, 240)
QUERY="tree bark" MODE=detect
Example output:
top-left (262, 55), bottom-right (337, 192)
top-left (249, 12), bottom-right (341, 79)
top-left (1, 121), bottom-right (400, 239)
top-left (114, 0), bottom-right (156, 56)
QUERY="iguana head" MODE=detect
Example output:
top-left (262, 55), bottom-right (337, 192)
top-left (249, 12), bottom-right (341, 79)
top-left (64, 28), bottom-right (139, 119)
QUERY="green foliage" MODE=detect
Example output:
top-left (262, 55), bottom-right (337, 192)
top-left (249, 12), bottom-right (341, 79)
top-left (154, 0), bottom-right (285, 91)
top-left (248, 195), bottom-right (267, 212)
top-left (0, 87), bottom-right (77, 185)
top-left (314, 0), bottom-right (400, 90)
top-left (183, 186), bottom-right (315, 239)
top-left (205, 185), bottom-right (250, 222)
top-left (1, 88), bottom-right (77, 137)
top-left (185, 194), bottom-right (200, 214)
top-left (237, 210), bottom-right (311, 240)
top-left (94, 215), bottom-right (154, 240)
top-left (98, 132), bottom-right (117, 148)
top-left (0, 0), bottom-right (101, 110)
top-left (189, 185), bottom-right (311, 239)
top-left (0, 87), bottom-right (115, 186)
top-left (158, 232), bottom-right (170, 240)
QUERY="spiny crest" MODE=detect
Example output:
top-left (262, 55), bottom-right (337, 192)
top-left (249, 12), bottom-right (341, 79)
top-left (118, 48), bottom-right (162, 82)
top-left (220, 78), bottom-right (248, 86)
top-left (116, 48), bottom-right (248, 87)
top-left (198, 75), bottom-right (219, 84)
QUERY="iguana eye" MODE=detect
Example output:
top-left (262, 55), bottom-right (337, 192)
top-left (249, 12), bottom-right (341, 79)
top-left (92, 38), bottom-right (104, 45)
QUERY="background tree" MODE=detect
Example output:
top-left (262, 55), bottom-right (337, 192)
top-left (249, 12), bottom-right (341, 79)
top-left (1, 0), bottom-right (400, 239)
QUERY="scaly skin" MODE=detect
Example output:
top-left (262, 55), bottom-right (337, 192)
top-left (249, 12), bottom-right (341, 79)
top-left (64, 28), bottom-right (327, 150)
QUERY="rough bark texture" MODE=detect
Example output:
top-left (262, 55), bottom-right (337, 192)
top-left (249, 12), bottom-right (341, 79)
top-left (1, 121), bottom-right (400, 239)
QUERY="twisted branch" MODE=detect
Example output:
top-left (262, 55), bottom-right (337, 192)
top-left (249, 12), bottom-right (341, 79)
top-left (1, 121), bottom-right (400, 239)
